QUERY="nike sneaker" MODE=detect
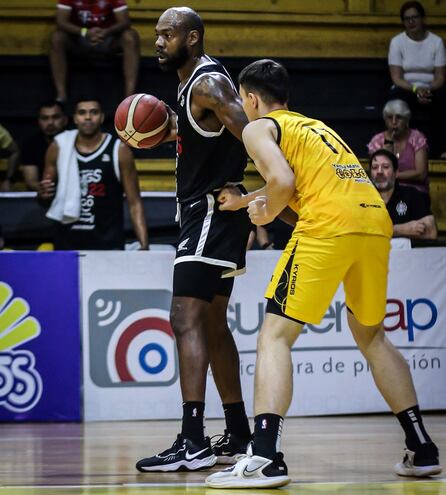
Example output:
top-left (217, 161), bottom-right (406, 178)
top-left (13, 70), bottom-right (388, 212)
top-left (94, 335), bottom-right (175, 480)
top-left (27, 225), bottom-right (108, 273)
top-left (394, 443), bottom-right (442, 477)
top-left (136, 434), bottom-right (217, 472)
top-left (205, 443), bottom-right (290, 488)
top-left (212, 430), bottom-right (250, 464)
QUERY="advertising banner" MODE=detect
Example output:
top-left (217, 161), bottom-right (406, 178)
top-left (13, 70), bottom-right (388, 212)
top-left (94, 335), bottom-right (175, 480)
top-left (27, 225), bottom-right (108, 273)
top-left (225, 249), bottom-right (446, 417)
top-left (0, 252), bottom-right (81, 421)
top-left (81, 248), bottom-right (446, 421)
top-left (81, 251), bottom-right (179, 420)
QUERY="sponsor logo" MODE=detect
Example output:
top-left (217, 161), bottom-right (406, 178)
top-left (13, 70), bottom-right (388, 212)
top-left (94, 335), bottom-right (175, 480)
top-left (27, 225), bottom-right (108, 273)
top-left (359, 202), bottom-right (382, 208)
top-left (243, 461), bottom-right (266, 476)
top-left (101, 153), bottom-right (111, 162)
top-left (289, 263), bottom-right (299, 296)
top-left (332, 163), bottom-right (370, 182)
top-left (178, 238), bottom-right (189, 252)
top-left (89, 289), bottom-right (178, 387)
top-left (384, 298), bottom-right (437, 342)
top-left (185, 448), bottom-right (209, 460)
top-left (304, 297), bottom-right (437, 342)
top-left (189, 200), bottom-right (201, 209)
top-left (228, 297), bottom-right (438, 342)
top-left (0, 282), bottom-right (42, 412)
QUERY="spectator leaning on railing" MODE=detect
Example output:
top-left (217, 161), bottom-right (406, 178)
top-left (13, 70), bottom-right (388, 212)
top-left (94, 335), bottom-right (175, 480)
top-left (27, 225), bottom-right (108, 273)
top-left (369, 148), bottom-right (437, 239)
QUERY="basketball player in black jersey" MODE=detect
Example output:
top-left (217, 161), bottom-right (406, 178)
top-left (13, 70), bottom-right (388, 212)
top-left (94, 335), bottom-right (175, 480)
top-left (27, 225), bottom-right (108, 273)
top-left (136, 7), bottom-right (252, 472)
top-left (39, 98), bottom-right (148, 250)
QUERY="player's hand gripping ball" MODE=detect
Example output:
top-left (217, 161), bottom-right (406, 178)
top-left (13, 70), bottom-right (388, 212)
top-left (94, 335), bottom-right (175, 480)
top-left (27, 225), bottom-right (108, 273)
top-left (114, 93), bottom-right (169, 149)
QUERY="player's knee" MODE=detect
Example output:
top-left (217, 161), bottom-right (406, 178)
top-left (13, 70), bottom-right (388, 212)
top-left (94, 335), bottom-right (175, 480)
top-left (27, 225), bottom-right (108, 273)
top-left (169, 307), bottom-right (184, 337)
top-left (169, 307), bottom-right (195, 339)
top-left (256, 327), bottom-right (276, 354)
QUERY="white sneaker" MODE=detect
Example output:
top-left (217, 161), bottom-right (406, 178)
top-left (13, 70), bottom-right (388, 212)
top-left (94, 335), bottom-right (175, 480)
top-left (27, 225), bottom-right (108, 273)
top-left (394, 448), bottom-right (442, 477)
top-left (205, 445), bottom-right (290, 488)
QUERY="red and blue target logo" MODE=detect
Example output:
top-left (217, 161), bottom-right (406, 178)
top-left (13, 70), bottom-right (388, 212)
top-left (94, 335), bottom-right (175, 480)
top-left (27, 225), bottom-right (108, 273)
top-left (107, 309), bottom-right (177, 385)
top-left (89, 290), bottom-right (177, 387)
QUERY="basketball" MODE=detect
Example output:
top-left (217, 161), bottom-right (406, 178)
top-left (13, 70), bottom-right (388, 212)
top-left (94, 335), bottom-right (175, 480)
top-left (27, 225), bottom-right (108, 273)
top-left (114, 93), bottom-right (169, 149)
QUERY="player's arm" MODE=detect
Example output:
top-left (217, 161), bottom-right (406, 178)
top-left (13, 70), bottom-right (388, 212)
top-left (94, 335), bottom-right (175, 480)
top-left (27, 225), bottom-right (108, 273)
top-left (158, 103), bottom-right (177, 143)
top-left (192, 74), bottom-right (248, 141)
top-left (118, 143), bottom-right (149, 250)
top-left (219, 120), bottom-right (295, 225)
top-left (38, 142), bottom-right (58, 202)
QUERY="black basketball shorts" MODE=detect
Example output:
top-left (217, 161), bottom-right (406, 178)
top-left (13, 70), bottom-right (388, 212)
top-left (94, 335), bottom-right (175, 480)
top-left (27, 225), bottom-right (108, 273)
top-left (172, 191), bottom-right (251, 301)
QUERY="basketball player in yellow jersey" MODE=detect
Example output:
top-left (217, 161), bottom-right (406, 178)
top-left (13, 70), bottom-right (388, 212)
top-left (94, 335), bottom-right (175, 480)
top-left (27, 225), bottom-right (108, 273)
top-left (206, 59), bottom-right (441, 489)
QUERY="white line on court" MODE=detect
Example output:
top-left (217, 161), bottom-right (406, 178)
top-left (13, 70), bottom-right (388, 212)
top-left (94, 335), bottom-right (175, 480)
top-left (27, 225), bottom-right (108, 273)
top-left (2, 479), bottom-right (446, 489)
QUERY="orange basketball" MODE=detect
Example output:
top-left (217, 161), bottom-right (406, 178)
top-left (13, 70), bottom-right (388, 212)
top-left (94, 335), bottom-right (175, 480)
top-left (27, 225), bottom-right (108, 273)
top-left (114, 93), bottom-right (169, 149)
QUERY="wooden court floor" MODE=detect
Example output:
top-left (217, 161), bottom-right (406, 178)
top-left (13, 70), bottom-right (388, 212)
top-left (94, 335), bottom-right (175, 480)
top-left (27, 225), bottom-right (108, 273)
top-left (0, 414), bottom-right (444, 495)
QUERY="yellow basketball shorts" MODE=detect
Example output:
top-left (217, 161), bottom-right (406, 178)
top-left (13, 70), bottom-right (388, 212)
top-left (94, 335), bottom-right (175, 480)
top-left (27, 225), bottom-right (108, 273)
top-left (264, 233), bottom-right (391, 326)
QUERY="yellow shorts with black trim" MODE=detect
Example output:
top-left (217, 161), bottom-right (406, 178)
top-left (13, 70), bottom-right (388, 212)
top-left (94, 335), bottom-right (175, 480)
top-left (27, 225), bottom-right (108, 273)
top-left (264, 233), bottom-right (390, 326)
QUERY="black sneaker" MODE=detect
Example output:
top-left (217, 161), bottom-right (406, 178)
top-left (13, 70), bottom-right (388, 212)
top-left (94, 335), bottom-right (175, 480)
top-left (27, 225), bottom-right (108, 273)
top-left (136, 434), bottom-right (217, 472)
top-left (394, 442), bottom-right (442, 477)
top-left (212, 430), bottom-right (250, 464)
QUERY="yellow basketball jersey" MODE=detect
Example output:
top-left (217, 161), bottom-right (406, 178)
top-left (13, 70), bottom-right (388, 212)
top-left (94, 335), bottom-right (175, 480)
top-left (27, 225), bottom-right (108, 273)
top-left (265, 109), bottom-right (392, 238)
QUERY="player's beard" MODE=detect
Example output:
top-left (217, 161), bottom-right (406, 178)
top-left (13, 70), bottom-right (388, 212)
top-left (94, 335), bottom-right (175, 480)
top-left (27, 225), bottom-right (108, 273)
top-left (158, 45), bottom-right (189, 72)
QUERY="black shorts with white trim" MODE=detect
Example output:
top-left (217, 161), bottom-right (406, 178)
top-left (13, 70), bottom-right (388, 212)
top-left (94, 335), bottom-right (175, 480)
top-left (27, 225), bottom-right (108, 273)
top-left (173, 189), bottom-right (250, 300)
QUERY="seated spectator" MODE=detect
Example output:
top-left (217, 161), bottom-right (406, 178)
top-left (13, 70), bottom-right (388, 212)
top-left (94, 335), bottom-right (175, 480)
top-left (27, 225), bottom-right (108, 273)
top-left (50, 0), bottom-right (140, 103)
top-left (388, 1), bottom-right (446, 157)
top-left (0, 123), bottom-right (20, 192)
top-left (367, 99), bottom-right (429, 195)
top-left (249, 220), bottom-right (294, 250)
top-left (370, 149), bottom-right (437, 239)
top-left (21, 101), bottom-right (67, 191)
top-left (38, 97), bottom-right (148, 250)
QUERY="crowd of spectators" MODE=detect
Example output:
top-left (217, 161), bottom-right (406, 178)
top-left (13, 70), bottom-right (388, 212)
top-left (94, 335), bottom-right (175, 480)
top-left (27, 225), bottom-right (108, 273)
top-left (0, 0), bottom-right (444, 250)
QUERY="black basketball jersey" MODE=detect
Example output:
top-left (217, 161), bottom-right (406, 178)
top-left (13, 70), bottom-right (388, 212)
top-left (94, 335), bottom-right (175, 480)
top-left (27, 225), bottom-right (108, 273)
top-left (176, 56), bottom-right (247, 203)
top-left (55, 133), bottom-right (125, 250)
